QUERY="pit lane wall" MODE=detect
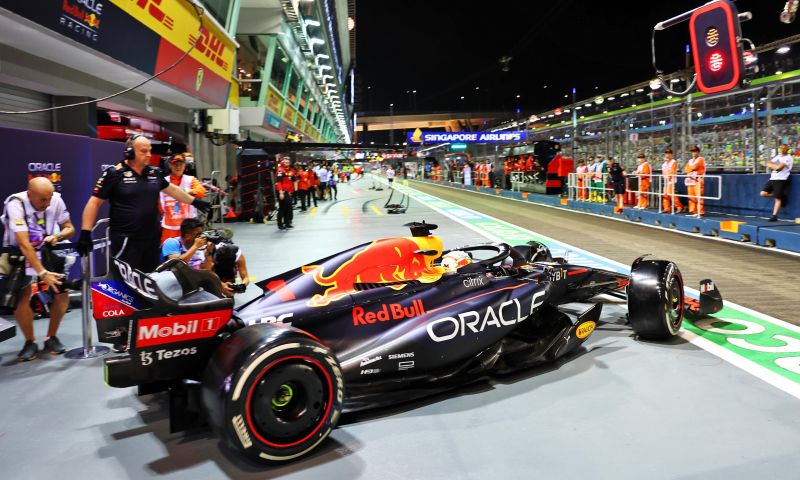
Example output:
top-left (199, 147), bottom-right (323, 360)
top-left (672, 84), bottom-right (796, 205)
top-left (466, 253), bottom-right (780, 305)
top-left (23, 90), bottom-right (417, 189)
top-left (407, 174), bottom-right (800, 254)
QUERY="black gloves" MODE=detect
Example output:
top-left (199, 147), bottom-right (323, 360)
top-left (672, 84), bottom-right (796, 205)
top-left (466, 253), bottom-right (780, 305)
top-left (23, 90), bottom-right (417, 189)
top-left (193, 198), bottom-right (212, 214)
top-left (76, 230), bottom-right (93, 257)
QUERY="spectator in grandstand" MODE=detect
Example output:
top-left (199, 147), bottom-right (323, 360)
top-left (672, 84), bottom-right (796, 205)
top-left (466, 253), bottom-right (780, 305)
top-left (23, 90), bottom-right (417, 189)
top-left (634, 153), bottom-right (651, 209)
top-left (661, 148), bottom-right (684, 213)
top-left (761, 143), bottom-right (794, 222)
top-left (607, 158), bottom-right (626, 214)
top-left (575, 159), bottom-right (589, 201)
top-left (684, 146), bottom-right (706, 217)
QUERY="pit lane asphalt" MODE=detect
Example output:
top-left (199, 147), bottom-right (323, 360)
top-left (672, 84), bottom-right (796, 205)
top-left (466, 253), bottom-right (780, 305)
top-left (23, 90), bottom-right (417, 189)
top-left (1, 177), bottom-right (799, 480)
top-left (407, 180), bottom-right (800, 325)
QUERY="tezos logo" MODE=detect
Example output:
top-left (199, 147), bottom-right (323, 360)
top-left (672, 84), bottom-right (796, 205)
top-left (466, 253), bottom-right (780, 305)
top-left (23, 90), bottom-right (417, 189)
top-left (139, 346), bottom-right (198, 366)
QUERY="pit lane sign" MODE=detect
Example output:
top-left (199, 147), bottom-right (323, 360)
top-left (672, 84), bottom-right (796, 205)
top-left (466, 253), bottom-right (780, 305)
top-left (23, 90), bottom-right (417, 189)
top-left (408, 130), bottom-right (527, 144)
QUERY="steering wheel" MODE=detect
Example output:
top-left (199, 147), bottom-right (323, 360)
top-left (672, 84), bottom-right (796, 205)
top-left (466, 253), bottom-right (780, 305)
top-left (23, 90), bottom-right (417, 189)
top-left (442, 243), bottom-right (512, 266)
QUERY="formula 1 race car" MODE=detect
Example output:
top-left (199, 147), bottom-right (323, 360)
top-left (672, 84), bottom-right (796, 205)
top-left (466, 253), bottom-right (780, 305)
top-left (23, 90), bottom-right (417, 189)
top-left (98, 222), bottom-right (722, 462)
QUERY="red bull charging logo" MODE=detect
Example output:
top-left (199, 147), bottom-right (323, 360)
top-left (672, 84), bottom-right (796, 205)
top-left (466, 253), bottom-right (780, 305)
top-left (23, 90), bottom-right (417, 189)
top-left (302, 236), bottom-right (445, 307)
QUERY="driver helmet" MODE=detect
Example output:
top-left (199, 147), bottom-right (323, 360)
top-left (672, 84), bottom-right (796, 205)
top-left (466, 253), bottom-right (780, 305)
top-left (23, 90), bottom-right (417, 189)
top-left (440, 250), bottom-right (471, 272)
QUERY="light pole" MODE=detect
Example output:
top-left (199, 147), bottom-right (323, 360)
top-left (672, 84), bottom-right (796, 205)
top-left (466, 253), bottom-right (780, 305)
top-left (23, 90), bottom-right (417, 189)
top-left (515, 94), bottom-right (521, 120)
top-left (412, 90), bottom-right (417, 110)
top-left (389, 103), bottom-right (394, 146)
top-left (571, 87), bottom-right (577, 160)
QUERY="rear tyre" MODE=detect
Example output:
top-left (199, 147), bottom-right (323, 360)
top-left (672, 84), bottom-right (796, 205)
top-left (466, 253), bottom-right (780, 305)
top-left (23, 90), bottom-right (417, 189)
top-left (627, 259), bottom-right (684, 340)
top-left (202, 325), bottom-right (344, 462)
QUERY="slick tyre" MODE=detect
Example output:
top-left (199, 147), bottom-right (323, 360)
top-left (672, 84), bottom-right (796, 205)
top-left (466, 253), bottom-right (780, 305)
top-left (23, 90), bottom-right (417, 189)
top-left (202, 325), bottom-right (344, 462)
top-left (627, 259), bottom-right (684, 340)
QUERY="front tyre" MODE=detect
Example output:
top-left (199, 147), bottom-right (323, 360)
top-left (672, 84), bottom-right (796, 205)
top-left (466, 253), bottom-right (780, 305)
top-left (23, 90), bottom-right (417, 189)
top-left (202, 325), bottom-right (344, 462)
top-left (627, 259), bottom-right (684, 340)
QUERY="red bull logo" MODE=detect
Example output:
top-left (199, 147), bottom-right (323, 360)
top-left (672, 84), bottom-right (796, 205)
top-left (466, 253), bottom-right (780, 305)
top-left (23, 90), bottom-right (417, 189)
top-left (302, 236), bottom-right (445, 307)
top-left (353, 300), bottom-right (426, 326)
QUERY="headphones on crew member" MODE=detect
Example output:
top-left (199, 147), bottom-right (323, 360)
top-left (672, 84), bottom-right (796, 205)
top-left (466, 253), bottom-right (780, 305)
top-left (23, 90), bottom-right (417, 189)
top-left (124, 134), bottom-right (146, 161)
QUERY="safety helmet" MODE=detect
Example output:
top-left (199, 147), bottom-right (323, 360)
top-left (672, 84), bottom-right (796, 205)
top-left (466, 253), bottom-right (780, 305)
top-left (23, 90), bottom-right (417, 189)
top-left (440, 250), bottom-right (471, 272)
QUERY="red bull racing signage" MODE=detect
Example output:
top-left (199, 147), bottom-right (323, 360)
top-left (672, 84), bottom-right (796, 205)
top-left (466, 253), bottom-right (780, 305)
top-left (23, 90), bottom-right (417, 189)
top-left (408, 131), bottom-right (528, 144)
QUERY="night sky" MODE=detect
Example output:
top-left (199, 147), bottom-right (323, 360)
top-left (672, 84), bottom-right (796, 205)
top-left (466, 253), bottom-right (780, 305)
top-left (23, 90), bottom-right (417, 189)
top-left (355, 0), bottom-right (798, 114)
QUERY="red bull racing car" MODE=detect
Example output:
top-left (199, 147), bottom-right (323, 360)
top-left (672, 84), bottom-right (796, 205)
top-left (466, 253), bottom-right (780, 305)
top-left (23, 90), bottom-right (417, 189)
top-left (97, 222), bottom-right (722, 462)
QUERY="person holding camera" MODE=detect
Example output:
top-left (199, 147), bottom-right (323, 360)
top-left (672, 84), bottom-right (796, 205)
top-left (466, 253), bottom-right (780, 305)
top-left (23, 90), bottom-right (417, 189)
top-left (77, 135), bottom-right (211, 273)
top-left (160, 218), bottom-right (213, 270)
top-left (1, 178), bottom-right (75, 361)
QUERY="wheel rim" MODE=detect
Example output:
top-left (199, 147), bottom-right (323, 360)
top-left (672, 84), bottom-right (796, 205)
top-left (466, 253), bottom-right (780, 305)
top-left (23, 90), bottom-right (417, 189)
top-left (272, 383), bottom-right (295, 409)
top-left (248, 359), bottom-right (330, 447)
top-left (666, 276), bottom-right (684, 329)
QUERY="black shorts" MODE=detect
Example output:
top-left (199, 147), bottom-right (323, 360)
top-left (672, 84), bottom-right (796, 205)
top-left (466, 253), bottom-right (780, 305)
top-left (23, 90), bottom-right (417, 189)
top-left (388, 178), bottom-right (394, 183)
top-left (612, 181), bottom-right (626, 195)
top-left (763, 179), bottom-right (789, 199)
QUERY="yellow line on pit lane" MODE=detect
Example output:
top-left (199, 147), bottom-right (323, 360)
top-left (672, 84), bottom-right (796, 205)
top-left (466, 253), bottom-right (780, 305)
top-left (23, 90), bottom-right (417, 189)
top-left (309, 207), bottom-right (317, 217)
top-left (370, 205), bottom-right (383, 216)
top-left (342, 207), bottom-right (350, 216)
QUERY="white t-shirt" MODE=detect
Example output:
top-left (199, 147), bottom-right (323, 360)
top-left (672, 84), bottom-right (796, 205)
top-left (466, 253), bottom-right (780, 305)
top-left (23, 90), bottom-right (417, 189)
top-left (386, 168), bottom-right (395, 179)
top-left (317, 168), bottom-right (329, 183)
top-left (2, 192), bottom-right (71, 275)
top-left (770, 154), bottom-right (794, 180)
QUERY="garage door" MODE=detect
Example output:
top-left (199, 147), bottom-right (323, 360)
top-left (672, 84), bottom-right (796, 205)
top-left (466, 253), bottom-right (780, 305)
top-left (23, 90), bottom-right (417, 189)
top-left (0, 83), bottom-right (52, 132)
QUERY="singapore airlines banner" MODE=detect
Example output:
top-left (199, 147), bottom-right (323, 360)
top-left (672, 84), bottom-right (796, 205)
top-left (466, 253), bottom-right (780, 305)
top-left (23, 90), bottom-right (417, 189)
top-left (407, 129), bottom-right (528, 144)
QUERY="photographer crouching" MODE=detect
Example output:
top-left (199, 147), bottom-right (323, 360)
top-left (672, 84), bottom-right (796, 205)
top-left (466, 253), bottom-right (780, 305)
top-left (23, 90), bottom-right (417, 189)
top-left (1, 178), bottom-right (75, 361)
top-left (160, 219), bottom-right (249, 297)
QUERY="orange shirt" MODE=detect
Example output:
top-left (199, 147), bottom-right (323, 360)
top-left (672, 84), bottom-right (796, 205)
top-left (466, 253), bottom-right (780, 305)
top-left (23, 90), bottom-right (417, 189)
top-left (684, 156), bottom-right (706, 186)
top-left (662, 158), bottom-right (678, 184)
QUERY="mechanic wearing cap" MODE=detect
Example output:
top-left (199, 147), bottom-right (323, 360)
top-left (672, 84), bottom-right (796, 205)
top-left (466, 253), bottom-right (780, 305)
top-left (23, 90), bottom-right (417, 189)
top-left (661, 148), bottom-right (684, 213)
top-left (761, 143), bottom-right (794, 222)
top-left (76, 135), bottom-right (211, 273)
top-left (158, 153), bottom-right (207, 244)
top-left (684, 146), bottom-right (706, 217)
top-left (634, 153), bottom-right (651, 209)
top-left (275, 157), bottom-right (296, 230)
top-left (297, 165), bottom-right (310, 212)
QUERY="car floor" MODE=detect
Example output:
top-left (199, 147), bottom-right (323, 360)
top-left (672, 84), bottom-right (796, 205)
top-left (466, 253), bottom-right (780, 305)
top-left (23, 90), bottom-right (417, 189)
top-left (0, 177), bottom-right (798, 480)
